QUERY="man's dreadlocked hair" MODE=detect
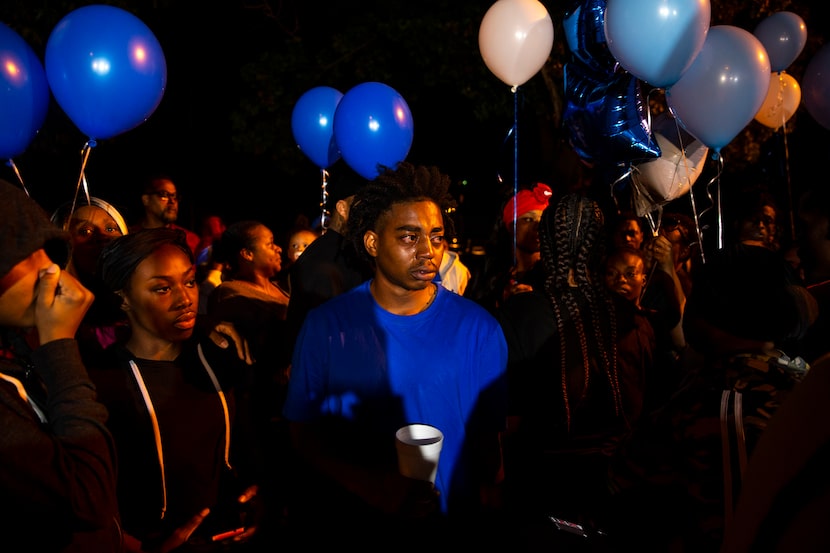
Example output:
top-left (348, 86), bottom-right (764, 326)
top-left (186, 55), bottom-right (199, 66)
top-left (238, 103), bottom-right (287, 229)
top-left (539, 193), bottom-right (623, 430)
top-left (347, 162), bottom-right (457, 266)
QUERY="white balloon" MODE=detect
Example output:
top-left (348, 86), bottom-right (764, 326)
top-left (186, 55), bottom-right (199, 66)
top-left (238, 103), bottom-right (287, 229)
top-left (479, 0), bottom-right (554, 87)
top-left (631, 112), bottom-right (708, 216)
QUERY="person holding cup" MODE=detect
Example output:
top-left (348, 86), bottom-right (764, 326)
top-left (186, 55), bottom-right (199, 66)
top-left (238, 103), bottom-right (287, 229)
top-left (282, 162), bottom-right (508, 547)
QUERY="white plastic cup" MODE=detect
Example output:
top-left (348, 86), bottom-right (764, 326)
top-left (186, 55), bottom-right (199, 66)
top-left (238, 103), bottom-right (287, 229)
top-left (395, 423), bottom-right (444, 484)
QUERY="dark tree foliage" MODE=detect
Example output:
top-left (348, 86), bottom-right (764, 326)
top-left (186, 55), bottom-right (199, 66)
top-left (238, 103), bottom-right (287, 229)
top-left (0, 0), bottom-right (826, 241)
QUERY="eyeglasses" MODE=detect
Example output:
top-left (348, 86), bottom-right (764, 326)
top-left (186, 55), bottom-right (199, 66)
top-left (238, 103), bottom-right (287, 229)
top-left (152, 191), bottom-right (179, 202)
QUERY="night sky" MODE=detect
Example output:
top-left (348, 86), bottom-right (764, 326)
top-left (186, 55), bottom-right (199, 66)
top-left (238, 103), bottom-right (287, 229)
top-left (3, 0), bottom-right (829, 248)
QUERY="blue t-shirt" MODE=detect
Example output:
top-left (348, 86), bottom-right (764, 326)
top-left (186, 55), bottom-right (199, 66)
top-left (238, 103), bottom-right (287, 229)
top-left (283, 280), bottom-right (508, 514)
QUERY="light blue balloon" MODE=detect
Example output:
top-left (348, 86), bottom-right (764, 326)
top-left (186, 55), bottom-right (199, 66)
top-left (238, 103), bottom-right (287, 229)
top-left (667, 26), bottom-right (771, 153)
top-left (753, 11), bottom-right (807, 73)
top-left (333, 82), bottom-right (414, 181)
top-left (604, 0), bottom-right (710, 89)
top-left (0, 22), bottom-right (50, 159)
top-left (45, 5), bottom-right (167, 141)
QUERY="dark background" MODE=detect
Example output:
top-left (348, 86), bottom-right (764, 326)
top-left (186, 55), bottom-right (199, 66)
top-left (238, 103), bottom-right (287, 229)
top-left (2, 0), bottom-right (828, 249)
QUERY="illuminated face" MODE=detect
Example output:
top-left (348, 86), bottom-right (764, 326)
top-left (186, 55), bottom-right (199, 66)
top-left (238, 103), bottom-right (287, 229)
top-left (604, 250), bottom-right (647, 303)
top-left (121, 244), bottom-right (198, 344)
top-left (143, 179), bottom-right (179, 225)
top-left (365, 200), bottom-right (446, 293)
top-left (288, 229), bottom-right (318, 262)
top-left (613, 219), bottom-right (644, 250)
top-left (245, 224), bottom-right (283, 277)
top-left (739, 205), bottom-right (777, 249)
top-left (0, 249), bottom-right (53, 327)
top-left (67, 205), bottom-right (123, 277)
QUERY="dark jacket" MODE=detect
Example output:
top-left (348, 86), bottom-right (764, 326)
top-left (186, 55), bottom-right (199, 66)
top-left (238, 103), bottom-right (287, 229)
top-left (0, 336), bottom-right (122, 552)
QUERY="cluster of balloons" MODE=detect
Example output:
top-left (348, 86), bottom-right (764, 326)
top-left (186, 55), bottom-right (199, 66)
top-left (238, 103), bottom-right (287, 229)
top-left (561, 0), bottom-right (661, 167)
top-left (291, 82), bottom-right (414, 181)
top-left (1, 5), bottom-right (167, 161)
top-left (562, 0), bottom-right (815, 218)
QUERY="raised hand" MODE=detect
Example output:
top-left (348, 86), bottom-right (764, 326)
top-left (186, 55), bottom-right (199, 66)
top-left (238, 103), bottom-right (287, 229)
top-left (35, 262), bottom-right (94, 344)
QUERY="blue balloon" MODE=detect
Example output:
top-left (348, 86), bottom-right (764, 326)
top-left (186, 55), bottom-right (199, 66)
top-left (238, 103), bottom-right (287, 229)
top-left (604, 0), bottom-right (710, 89)
top-left (563, 0), bottom-right (619, 77)
top-left (45, 5), bottom-right (167, 140)
top-left (753, 11), bottom-right (807, 73)
top-left (291, 86), bottom-right (343, 169)
top-left (563, 61), bottom-right (660, 164)
top-left (667, 25), bottom-right (770, 153)
top-left (333, 82), bottom-right (414, 180)
top-left (0, 22), bottom-right (50, 159)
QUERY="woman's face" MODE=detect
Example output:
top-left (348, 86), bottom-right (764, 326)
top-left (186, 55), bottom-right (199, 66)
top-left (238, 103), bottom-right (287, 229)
top-left (121, 244), bottom-right (198, 343)
top-left (613, 219), bottom-right (644, 250)
top-left (247, 224), bottom-right (282, 277)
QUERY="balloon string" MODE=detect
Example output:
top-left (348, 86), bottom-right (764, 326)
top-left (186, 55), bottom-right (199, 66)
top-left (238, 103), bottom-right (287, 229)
top-left (713, 153), bottom-right (724, 251)
top-left (687, 172), bottom-right (705, 266)
top-left (609, 165), bottom-right (633, 213)
top-left (6, 159), bottom-right (30, 197)
top-left (781, 118), bottom-right (795, 241)
top-left (72, 140), bottom-right (96, 217)
top-left (641, 203), bottom-right (663, 304)
top-left (667, 115), bottom-right (706, 265)
top-left (671, 115), bottom-right (692, 201)
top-left (512, 86), bottom-right (519, 272)
top-left (320, 168), bottom-right (330, 234)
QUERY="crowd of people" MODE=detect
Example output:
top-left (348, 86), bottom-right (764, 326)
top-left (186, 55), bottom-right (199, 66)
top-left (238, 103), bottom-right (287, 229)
top-left (0, 158), bottom-right (827, 552)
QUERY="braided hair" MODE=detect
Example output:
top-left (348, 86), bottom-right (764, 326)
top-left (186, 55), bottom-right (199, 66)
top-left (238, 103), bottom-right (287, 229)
top-left (347, 162), bottom-right (457, 267)
top-left (539, 193), bottom-right (622, 430)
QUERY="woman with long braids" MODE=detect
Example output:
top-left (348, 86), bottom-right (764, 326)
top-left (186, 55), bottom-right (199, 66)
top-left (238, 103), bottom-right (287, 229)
top-left (498, 193), bottom-right (654, 532)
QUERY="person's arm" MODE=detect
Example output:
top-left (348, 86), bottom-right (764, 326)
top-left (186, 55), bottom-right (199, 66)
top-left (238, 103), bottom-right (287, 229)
top-left (288, 420), bottom-right (438, 516)
top-left (0, 262), bottom-right (118, 528)
top-left (650, 235), bottom-right (688, 351)
top-left (0, 339), bottom-right (119, 530)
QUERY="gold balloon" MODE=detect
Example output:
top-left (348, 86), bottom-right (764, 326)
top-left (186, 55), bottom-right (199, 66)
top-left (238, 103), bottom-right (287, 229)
top-left (754, 71), bottom-right (801, 129)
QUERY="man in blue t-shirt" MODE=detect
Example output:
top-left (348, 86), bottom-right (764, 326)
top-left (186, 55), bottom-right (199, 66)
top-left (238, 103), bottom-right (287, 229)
top-left (282, 162), bottom-right (508, 546)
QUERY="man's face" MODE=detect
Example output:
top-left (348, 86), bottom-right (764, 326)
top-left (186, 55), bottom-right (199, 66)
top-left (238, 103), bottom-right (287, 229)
top-left (142, 179), bottom-right (179, 225)
top-left (514, 209), bottom-right (543, 253)
top-left (739, 205), bottom-right (776, 249)
top-left (366, 200), bottom-right (446, 293)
